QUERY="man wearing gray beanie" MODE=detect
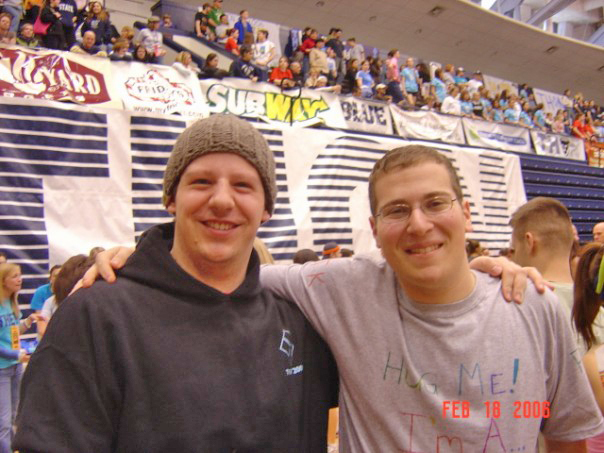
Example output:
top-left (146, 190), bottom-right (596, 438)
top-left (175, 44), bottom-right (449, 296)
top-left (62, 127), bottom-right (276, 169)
top-left (14, 114), bottom-right (338, 452)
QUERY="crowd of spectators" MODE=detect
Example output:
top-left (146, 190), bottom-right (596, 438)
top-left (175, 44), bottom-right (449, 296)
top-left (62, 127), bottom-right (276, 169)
top-left (0, 0), bottom-right (602, 141)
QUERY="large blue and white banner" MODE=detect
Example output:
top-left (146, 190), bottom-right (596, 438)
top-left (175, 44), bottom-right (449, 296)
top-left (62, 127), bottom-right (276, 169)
top-left (530, 130), bottom-right (586, 161)
top-left (339, 96), bottom-right (393, 135)
top-left (391, 108), bottom-right (465, 144)
top-left (533, 88), bottom-right (568, 116)
top-left (462, 118), bottom-right (532, 153)
top-left (0, 97), bottom-right (526, 309)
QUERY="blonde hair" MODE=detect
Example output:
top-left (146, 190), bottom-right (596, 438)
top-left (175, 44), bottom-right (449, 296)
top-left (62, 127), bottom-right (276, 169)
top-left (175, 51), bottom-right (191, 65)
top-left (253, 237), bottom-right (275, 264)
top-left (0, 263), bottom-right (21, 318)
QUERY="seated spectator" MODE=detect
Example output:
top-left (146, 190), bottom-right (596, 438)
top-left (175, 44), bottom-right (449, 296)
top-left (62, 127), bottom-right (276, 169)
top-left (132, 44), bottom-right (150, 63)
top-left (325, 46), bottom-right (339, 86)
top-left (288, 60), bottom-right (304, 86)
top-left (315, 75), bottom-right (340, 93)
top-left (454, 67), bottom-right (467, 84)
top-left (374, 83), bottom-right (392, 102)
top-left (322, 242), bottom-right (341, 259)
top-left (459, 90), bottom-right (474, 117)
top-left (292, 249), bottom-right (319, 264)
top-left (440, 84), bottom-right (461, 115)
top-left (304, 66), bottom-right (322, 88)
top-left (471, 91), bottom-right (487, 120)
top-left (137, 16), bottom-right (165, 64)
top-left (80, 0), bottom-right (112, 52)
top-left (194, 3), bottom-right (212, 40)
top-left (71, 30), bottom-right (106, 56)
top-left (504, 98), bottom-right (520, 124)
top-left (442, 63), bottom-right (455, 87)
top-left (518, 101), bottom-right (534, 128)
top-left (224, 28), bottom-right (239, 55)
top-left (37, 254), bottom-right (95, 338)
top-left (340, 248), bottom-right (354, 257)
top-left (253, 29), bottom-right (275, 72)
top-left (198, 52), bottom-right (229, 79)
top-left (119, 25), bottom-right (135, 52)
top-left (533, 103), bottom-right (547, 131)
top-left (172, 51), bottom-right (200, 76)
top-left (356, 59), bottom-right (373, 98)
top-left (214, 13), bottom-right (229, 44)
top-left (491, 99), bottom-right (504, 122)
top-left (40, 0), bottom-right (64, 50)
top-left (466, 71), bottom-right (483, 94)
top-left (229, 45), bottom-right (260, 81)
top-left (30, 265), bottom-right (61, 313)
top-left (161, 13), bottom-right (173, 28)
top-left (431, 68), bottom-right (446, 104)
top-left (420, 95), bottom-right (437, 111)
top-left (0, 12), bottom-right (16, 45)
top-left (109, 38), bottom-right (132, 61)
top-left (233, 9), bottom-right (252, 45)
top-left (269, 56), bottom-right (295, 88)
top-left (16, 22), bottom-right (39, 47)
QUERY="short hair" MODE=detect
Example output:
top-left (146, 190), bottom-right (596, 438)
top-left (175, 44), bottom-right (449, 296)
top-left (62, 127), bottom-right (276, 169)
top-left (368, 145), bottom-right (463, 215)
top-left (120, 25), bottom-right (134, 39)
top-left (347, 37), bottom-right (356, 42)
top-left (52, 255), bottom-right (95, 305)
top-left (257, 28), bottom-right (268, 38)
top-left (112, 38), bottom-right (129, 52)
top-left (315, 38), bottom-right (325, 44)
top-left (240, 45), bottom-right (252, 56)
top-left (0, 12), bottom-right (12, 22)
top-left (293, 249), bottom-right (319, 264)
top-left (340, 248), bottom-right (354, 257)
top-left (509, 197), bottom-right (573, 251)
top-left (20, 22), bottom-right (33, 31)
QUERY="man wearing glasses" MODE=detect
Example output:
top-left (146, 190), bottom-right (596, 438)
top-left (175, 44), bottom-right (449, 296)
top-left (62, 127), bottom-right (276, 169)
top-left (263, 145), bottom-right (603, 451)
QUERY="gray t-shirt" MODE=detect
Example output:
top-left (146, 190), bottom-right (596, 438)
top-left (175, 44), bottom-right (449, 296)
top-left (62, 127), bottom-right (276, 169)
top-left (262, 255), bottom-right (603, 452)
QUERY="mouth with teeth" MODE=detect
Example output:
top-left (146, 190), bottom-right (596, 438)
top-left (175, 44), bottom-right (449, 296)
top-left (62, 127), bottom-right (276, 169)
top-left (406, 244), bottom-right (442, 255)
top-left (204, 221), bottom-right (237, 231)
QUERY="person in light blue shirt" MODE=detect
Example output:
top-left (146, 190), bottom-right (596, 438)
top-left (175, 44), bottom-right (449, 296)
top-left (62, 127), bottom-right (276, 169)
top-left (491, 99), bottom-right (504, 122)
top-left (459, 90), bottom-right (474, 116)
top-left (356, 60), bottom-right (374, 98)
top-left (533, 103), bottom-right (546, 130)
top-left (504, 99), bottom-right (521, 124)
top-left (519, 101), bottom-right (534, 128)
top-left (400, 57), bottom-right (419, 95)
top-left (29, 265), bottom-right (61, 312)
top-left (432, 68), bottom-right (446, 103)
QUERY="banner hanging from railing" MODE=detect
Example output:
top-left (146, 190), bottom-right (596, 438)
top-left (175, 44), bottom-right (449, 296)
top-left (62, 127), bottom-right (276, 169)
top-left (462, 118), bottom-right (532, 153)
top-left (533, 88), bottom-right (568, 116)
top-left (530, 130), bottom-right (586, 161)
top-left (338, 95), bottom-right (393, 135)
top-left (391, 107), bottom-right (465, 144)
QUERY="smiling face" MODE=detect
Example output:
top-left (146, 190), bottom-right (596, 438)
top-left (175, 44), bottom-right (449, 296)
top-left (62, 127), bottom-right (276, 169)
top-left (90, 1), bottom-right (101, 14)
top-left (370, 161), bottom-right (473, 303)
top-left (21, 23), bottom-right (33, 38)
top-left (0, 15), bottom-right (10, 30)
top-left (167, 153), bottom-right (270, 284)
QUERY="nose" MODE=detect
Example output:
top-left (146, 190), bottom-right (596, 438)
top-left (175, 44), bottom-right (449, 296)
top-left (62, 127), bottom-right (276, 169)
top-left (208, 179), bottom-right (235, 214)
top-left (405, 206), bottom-right (433, 236)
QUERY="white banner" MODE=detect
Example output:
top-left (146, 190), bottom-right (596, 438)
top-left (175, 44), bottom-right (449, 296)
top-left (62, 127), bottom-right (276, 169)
top-left (199, 77), bottom-right (347, 128)
top-left (463, 118), bottom-right (532, 153)
top-left (531, 130), bottom-right (586, 161)
top-left (391, 108), bottom-right (464, 144)
top-left (533, 88), bottom-right (567, 116)
top-left (114, 61), bottom-right (208, 117)
top-left (339, 96), bottom-right (393, 135)
top-left (482, 74), bottom-right (518, 97)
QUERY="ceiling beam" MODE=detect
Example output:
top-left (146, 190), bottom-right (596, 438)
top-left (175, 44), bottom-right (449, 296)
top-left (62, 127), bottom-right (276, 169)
top-left (526, 0), bottom-right (577, 26)
top-left (489, 0), bottom-right (525, 14)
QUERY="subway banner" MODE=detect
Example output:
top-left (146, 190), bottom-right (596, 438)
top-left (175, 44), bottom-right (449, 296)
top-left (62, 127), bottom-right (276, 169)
top-left (391, 107), bottom-right (465, 144)
top-left (199, 77), bottom-right (346, 128)
top-left (0, 97), bottom-right (526, 309)
top-left (462, 117), bottom-right (532, 154)
top-left (530, 130), bottom-right (586, 162)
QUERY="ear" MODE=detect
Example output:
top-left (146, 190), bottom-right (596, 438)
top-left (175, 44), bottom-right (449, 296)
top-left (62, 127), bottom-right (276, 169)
top-left (525, 232), bottom-right (536, 254)
top-left (166, 197), bottom-right (176, 215)
top-left (462, 200), bottom-right (472, 233)
top-left (261, 210), bottom-right (271, 224)
top-left (369, 215), bottom-right (381, 249)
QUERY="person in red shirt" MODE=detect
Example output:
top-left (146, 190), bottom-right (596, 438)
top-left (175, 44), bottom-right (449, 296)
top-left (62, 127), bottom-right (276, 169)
top-left (224, 28), bottom-right (239, 56)
top-left (269, 56), bottom-right (295, 88)
top-left (572, 113), bottom-right (591, 139)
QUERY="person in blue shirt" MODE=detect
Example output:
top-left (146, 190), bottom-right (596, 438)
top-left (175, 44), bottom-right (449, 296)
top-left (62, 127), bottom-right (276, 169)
top-left (533, 103), bottom-right (547, 131)
top-left (431, 68), bottom-right (446, 104)
top-left (491, 99), bottom-right (504, 122)
top-left (519, 101), bottom-right (534, 128)
top-left (58, 0), bottom-right (78, 49)
top-left (29, 265), bottom-right (61, 313)
top-left (233, 9), bottom-right (253, 45)
top-left (0, 263), bottom-right (41, 453)
top-left (400, 57), bottom-right (419, 103)
top-left (454, 67), bottom-right (468, 84)
top-left (459, 90), bottom-right (474, 116)
top-left (504, 98), bottom-right (521, 124)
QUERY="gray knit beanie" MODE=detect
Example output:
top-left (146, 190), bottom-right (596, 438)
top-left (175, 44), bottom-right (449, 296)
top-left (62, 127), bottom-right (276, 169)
top-left (163, 114), bottom-right (277, 214)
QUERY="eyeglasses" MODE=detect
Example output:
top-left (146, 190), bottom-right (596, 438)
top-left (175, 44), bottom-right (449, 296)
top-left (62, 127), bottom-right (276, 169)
top-left (375, 195), bottom-right (457, 223)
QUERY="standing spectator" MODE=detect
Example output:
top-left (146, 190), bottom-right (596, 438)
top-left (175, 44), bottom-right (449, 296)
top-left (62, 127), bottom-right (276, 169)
top-left (224, 28), bottom-right (239, 55)
top-left (466, 70), bottom-right (483, 94)
top-left (325, 46), bottom-right (339, 86)
top-left (533, 103), bottom-right (547, 131)
top-left (1, 0), bottom-right (21, 33)
top-left (132, 44), bottom-right (150, 63)
top-left (214, 13), bottom-right (228, 44)
top-left (345, 37), bottom-right (364, 63)
top-left (70, 30), bottom-right (106, 56)
top-left (340, 58), bottom-right (358, 94)
top-left (161, 13), bottom-right (173, 28)
top-left (299, 27), bottom-right (316, 76)
top-left (491, 99), bottom-right (504, 122)
top-left (137, 16), bottom-right (165, 64)
top-left (325, 27), bottom-right (343, 73)
top-left (504, 98), bottom-right (521, 124)
top-left (269, 56), bottom-right (294, 88)
top-left (431, 67), bottom-right (446, 104)
top-left (561, 88), bottom-right (573, 117)
top-left (471, 92), bottom-right (487, 120)
top-left (40, 0), bottom-right (64, 50)
top-left (518, 101), bottom-right (534, 128)
top-left (16, 22), bottom-right (39, 47)
top-left (385, 49), bottom-right (403, 104)
top-left (198, 52), bottom-right (228, 79)
top-left (233, 9), bottom-right (252, 45)
top-left (229, 45), bottom-right (260, 81)
top-left (0, 13), bottom-right (16, 45)
top-left (0, 263), bottom-right (42, 453)
top-left (400, 57), bottom-right (420, 105)
top-left (206, 0), bottom-right (223, 37)
top-left (416, 62), bottom-right (431, 99)
top-left (454, 67), bottom-right (468, 84)
top-left (356, 59), bottom-right (373, 98)
top-left (459, 90), bottom-right (474, 117)
top-left (109, 38), bottom-right (132, 61)
top-left (80, 0), bottom-right (111, 52)
top-left (194, 3), bottom-right (212, 40)
top-left (440, 84), bottom-right (461, 115)
top-left (572, 112), bottom-right (589, 139)
top-left (442, 63), bottom-right (455, 87)
top-left (369, 57), bottom-right (384, 85)
top-left (58, 0), bottom-right (76, 49)
top-left (30, 264), bottom-right (61, 313)
top-left (252, 29), bottom-right (275, 74)
top-left (309, 37), bottom-right (327, 76)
